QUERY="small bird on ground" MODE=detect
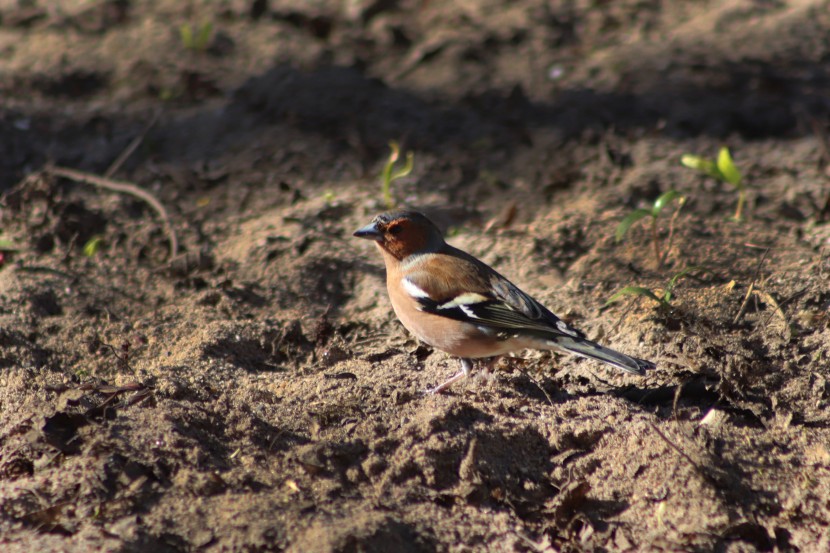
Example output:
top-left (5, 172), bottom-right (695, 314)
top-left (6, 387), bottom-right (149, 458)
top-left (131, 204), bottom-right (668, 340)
top-left (354, 210), bottom-right (655, 393)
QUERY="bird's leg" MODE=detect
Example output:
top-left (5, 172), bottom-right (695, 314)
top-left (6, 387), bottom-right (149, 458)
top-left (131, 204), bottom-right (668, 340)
top-left (427, 358), bottom-right (473, 394)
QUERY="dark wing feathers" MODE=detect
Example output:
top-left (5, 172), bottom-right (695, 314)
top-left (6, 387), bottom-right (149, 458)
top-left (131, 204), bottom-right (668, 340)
top-left (413, 294), bottom-right (553, 333)
top-left (406, 249), bottom-right (585, 340)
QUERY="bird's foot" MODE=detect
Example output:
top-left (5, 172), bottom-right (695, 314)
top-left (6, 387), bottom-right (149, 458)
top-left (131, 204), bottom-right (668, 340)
top-left (425, 358), bottom-right (473, 395)
top-left (425, 369), bottom-right (467, 394)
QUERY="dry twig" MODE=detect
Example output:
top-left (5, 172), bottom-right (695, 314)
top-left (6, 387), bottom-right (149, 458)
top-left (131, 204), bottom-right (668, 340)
top-left (733, 247), bottom-right (769, 325)
top-left (660, 197), bottom-right (686, 267)
top-left (649, 421), bottom-right (701, 472)
top-left (46, 165), bottom-right (178, 259)
top-left (104, 110), bottom-right (161, 178)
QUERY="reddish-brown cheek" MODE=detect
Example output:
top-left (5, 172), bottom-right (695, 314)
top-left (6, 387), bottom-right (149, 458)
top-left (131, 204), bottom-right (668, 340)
top-left (384, 228), bottom-right (429, 259)
top-left (383, 238), bottom-right (409, 260)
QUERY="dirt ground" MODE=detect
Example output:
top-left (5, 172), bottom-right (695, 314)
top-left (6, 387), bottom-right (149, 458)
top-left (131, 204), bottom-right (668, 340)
top-left (1, 0), bottom-right (830, 551)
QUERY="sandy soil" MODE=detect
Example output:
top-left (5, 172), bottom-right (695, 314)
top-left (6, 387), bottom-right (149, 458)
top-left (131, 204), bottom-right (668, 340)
top-left (1, 0), bottom-right (830, 551)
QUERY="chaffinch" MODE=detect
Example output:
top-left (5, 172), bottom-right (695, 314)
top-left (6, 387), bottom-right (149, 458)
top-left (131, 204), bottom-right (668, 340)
top-left (355, 210), bottom-right (655, 393)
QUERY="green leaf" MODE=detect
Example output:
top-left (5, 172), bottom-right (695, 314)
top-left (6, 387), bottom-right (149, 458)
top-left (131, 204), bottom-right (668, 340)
top-left (180, 22), bottom-right (212, 51)
top-left (681, 154), bottom-right (720, 180)
top-left (381, 142), bottom-right (401, 209)
top-left (652, 190), bottom-right (682, 216)
top-left (716, 147), bottom-right (742, 187)
top-left (83, 236), bottom-right (103, 257)
top-left (0, 239), bottom-right (19, 251)
top-left (179, 24), bottom-right (193, 48)
top-left (195, 22), bottom-right (213, 50)
top-left (605, 286), bottom-right (664, 306)
top-left (381, 141), bottom-right (414, 209)
top-left (390, 151), bottom-right (414, 181)
top-left (615, 209), bottom-right (651, 243)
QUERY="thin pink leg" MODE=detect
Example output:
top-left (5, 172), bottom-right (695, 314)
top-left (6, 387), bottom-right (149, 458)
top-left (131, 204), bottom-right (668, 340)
top-left (427, 358), bottom-right (473, 394)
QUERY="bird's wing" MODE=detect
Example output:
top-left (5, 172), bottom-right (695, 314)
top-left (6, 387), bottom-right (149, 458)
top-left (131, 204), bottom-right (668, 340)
top-left (402, 249), bottom-right (585, 340)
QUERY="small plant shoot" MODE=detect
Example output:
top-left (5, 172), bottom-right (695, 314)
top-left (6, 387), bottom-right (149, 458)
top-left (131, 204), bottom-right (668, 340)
top-left (681, 147), bottom-right (745, 221)
top-left (0, 236), bottom-right (18, 268)
top-left (381, 141), bottom-right (414, 210)
top-left (606, 266), bottom-right (709, 308)
top-left (180, 21), bottom-right (214, 52)
top-left (615, 190), bottom-right (685, 267)
top-left (83, 236), bottom-right (104, 257)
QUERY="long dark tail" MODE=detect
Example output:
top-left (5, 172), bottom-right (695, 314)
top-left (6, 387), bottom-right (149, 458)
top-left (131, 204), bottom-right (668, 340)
top-left (545, 336), bottom-right (654, 375)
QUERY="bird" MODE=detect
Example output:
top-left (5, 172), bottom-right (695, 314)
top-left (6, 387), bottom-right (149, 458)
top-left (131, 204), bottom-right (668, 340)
top-left (354, 210), bottom-right (655, 393)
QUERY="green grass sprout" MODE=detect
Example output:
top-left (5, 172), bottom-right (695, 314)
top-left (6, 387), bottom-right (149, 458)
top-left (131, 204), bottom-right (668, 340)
top-left (606, 266), bottom-right (709, 308)
top-left (681, 147), bottom-right (745, 221)
top-left (0, 236), bottom-right (18, 268)
top-left (0, 237), bottom-right (18, 251)
top-left (381, 141), bottom-right (414, 209)
top-left (180, 21), bottom-right (214, 52)
top-left (615, 190), bottom-right (685, 267)
top-left (83, 236), bottom-right (104, 257)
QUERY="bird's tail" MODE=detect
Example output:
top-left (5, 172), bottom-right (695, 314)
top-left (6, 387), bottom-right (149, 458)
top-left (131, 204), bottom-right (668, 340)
top-left (543, 336), bottom-right (654, 375)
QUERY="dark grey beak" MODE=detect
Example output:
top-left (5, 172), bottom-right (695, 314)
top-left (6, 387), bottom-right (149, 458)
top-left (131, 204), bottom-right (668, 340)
top-left (353, 222), bottom-right (383, 241)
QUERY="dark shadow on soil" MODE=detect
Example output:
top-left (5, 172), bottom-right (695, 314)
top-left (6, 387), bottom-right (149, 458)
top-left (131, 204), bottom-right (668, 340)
top-left (151, 60), bottom-right (830, 165)
top-left (4, 55), bottom-right (830, 189)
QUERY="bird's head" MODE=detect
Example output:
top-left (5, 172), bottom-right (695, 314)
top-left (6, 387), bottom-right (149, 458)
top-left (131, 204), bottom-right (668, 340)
top-left (354, 211), bottom-right (445, 260)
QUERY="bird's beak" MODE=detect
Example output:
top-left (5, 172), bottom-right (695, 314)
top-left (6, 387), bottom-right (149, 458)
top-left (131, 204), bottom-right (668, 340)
top-left (353, 222), bottom-right (383, 241)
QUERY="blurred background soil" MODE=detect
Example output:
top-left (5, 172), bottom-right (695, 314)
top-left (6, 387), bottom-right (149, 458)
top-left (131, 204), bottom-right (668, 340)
top-left (1, 0), bottom-right (829, 551)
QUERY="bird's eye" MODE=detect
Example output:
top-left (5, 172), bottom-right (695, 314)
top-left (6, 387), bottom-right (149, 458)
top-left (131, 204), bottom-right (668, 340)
top-left (388, 224), bottom-right (403, 235)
